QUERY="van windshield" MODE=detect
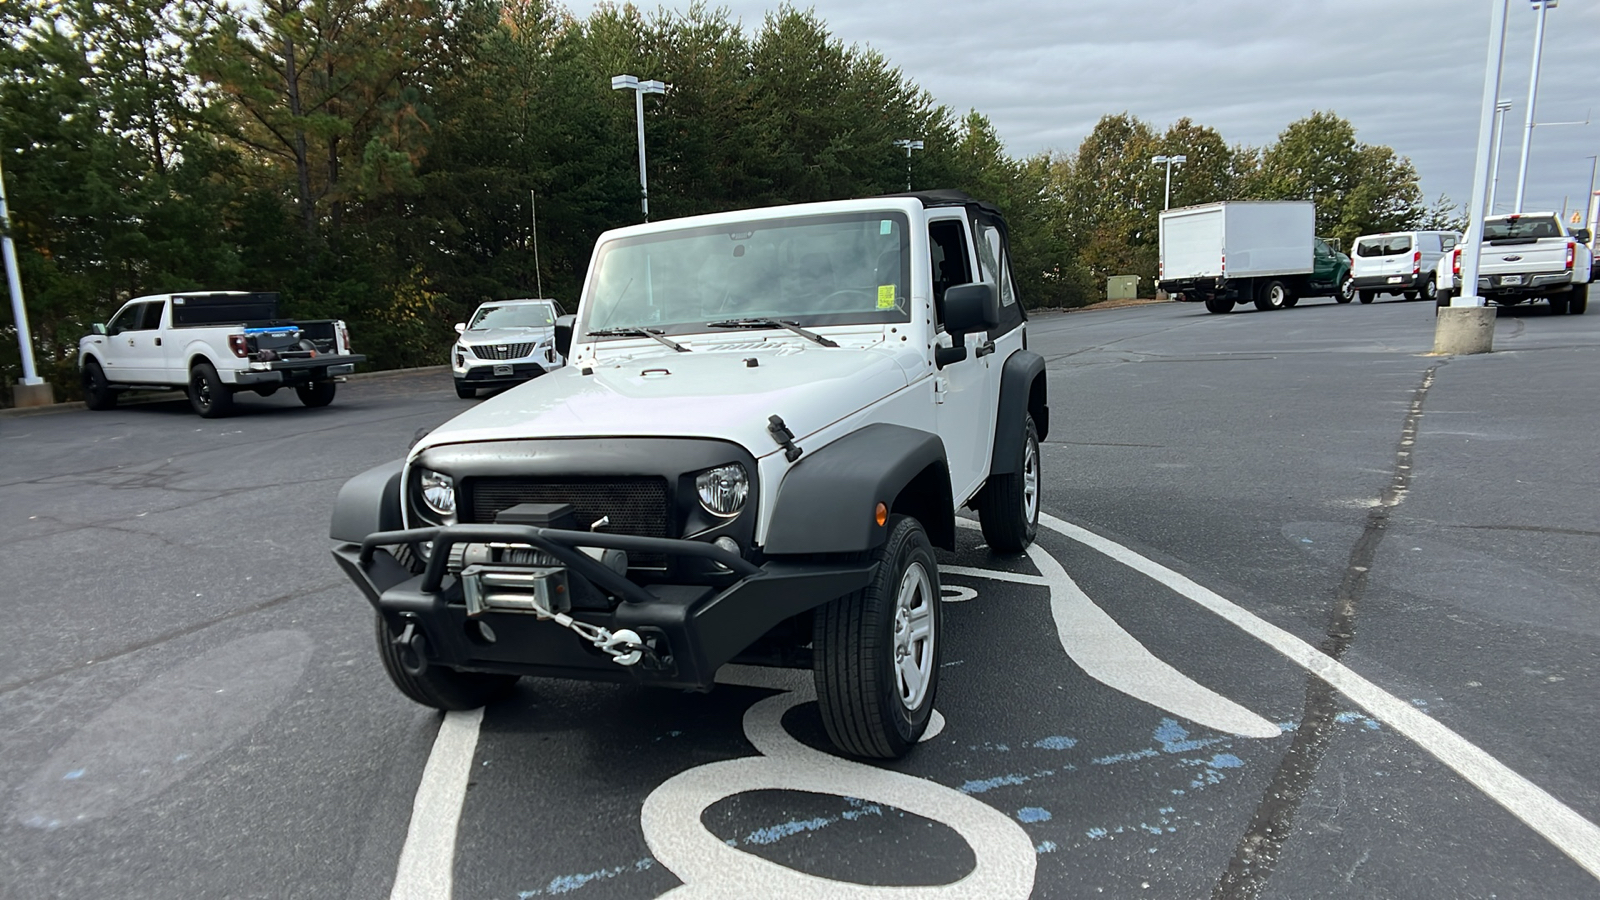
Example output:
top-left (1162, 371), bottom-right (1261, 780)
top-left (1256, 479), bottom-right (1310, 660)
top-left (583, 212), bottom-right (911, 335)
top-left (1356, 236), bottom-right (1412, 257)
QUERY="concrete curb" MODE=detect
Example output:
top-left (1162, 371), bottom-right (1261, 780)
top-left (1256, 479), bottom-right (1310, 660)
top-left (0, 364), bottom-right (451, 419)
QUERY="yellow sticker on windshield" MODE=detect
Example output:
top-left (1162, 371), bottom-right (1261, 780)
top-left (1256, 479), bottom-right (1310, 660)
top-left (877, 285), bottom-right (896, 309)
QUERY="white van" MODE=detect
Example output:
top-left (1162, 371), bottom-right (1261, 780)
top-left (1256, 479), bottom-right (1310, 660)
top-left (1350, 230), bottom-right (1460, 304)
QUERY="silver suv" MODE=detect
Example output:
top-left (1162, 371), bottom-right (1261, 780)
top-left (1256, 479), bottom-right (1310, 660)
top-left (451, 298), bottom-right (567, 398)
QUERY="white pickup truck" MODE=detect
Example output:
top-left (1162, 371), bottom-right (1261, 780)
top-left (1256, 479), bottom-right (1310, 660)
top-left (78, 291), bottom-right (365, 416)
top-left (1437, 213), bottom-right (1593, 314)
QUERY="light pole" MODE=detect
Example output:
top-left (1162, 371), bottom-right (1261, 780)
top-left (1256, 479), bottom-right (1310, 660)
top-left (611, 74), bottom-right (666, 221)
top-left (1487, 99), bottom-right (1513, 214)
top-left (1513, 0), bottom-right (1555, 213)
top-left (0, 148), bottom-right (46, 402)
top-left (1152, 154), bottom-right (1187, 210)
top-left (894, 139), bottom-right (923, 191)
top-left (1453, 0), bottom-right (1511, 315)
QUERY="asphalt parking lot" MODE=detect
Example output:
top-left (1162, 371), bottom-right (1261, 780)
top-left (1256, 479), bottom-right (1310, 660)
top-left (2, 295), bottom-right (1597, 899)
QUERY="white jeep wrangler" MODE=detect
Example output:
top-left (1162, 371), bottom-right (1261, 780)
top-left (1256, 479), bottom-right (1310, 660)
top-left (330, 191), bottom-right (1049, 758)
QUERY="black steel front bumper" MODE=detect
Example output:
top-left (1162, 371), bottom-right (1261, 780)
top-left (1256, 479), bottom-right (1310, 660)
top-left (332, 523), bottom-right (874, 690)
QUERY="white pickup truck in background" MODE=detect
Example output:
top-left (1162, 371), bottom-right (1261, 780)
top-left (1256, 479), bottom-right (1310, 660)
top-left (78, 291), bottom-right (366, 416)
top-left (1437, 213), bottom-right (1593, 315)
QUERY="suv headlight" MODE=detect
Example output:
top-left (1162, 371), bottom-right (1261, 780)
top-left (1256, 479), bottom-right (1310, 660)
top-left (695, 464), bottom-right (748, 517)
top-left (419, 468), bottom-right (457, 519)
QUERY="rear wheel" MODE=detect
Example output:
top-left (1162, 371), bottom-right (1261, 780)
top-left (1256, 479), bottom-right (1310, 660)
top-left (296, 380), bottom-right (336, 408)
top-left (1420, 277), bottom-right (1437, 303)
top-left (1254, 280), bottom-right (1290, 311)
top-left (1436, 288), bottom-right (1453, 309)
top-left (1549, 296), bottom-right (1569, 315)
top-left (1403, 291), bottom-right (1419, 301)
top-left (82, 359), bottom-right (118, 410)
top-left (375, 614), bottom-right (518, 710)
top-left (813, 515), bottom-right (941, 759)
top-left (1570, 284), bottom-right (1588, 315)
top-left (1203, 296), bottom-right (1232, 314)
top-left (188, 362), bottom-right (235, 418)
top-left (455, 381), bottom-right (475, 399)
top-left (976, 415), bottom-right (1040, 554)
top-left (1359, 290), bottom-right (1376, 304)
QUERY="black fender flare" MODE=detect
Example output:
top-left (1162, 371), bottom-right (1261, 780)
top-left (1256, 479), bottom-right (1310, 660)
top-left (330, 459), bottom-right (405, 542)
top-left (989, 349), bottom-right (1049, 475)
top-left (763, 424), bottom-right (954, 554)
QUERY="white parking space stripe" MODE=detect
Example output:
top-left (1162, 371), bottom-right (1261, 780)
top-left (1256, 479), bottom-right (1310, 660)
top-left (1040, 512), bottom-right (1600, 882)
top-left (390, 708), bottom-right (483, 900)
top-left (939, 565), bottom-right (1051, 586)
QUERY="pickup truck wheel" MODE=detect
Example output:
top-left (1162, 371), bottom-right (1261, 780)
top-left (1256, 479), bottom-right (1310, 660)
top-left (1548, 296), bottom-right (1569, 315)
top-left (252, 386), bottom-right (280, 398)
top-left (1336, 275), bottom-right (1355, 303)
top-left (296, 381), bottom-right (336, 408)
top-left (1359, 290), bottom-right (1376, 304)
top-left (455, 381), bottom-right (476, 399)
top-left (1436, 289), bottom-right (1453, 310)
top-left (1569, 284), bottom-right (1588, 315)
top-left (1203, 297), bottom-right (1232, 314)
top-left (977, 415), bottom-right (1040, 554)
top-left (375, 614), bottom-right (518, 710)
top-left (1254, 280), bottom-right (1290, 311)
top-left (813, 515), bottom-right (941, 759)
top-left (82, 360), bottom-right (119, 410)
top-left (188, 363), bottom-right (235, 418)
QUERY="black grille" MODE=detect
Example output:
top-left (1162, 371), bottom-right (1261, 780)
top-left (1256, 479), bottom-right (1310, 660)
top-left (468, 342), bottom-right (534, 360)
top-left (466, 477), bottom-right (670, 565)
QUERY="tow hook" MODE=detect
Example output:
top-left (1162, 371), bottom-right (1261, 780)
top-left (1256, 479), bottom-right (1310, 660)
top-left (394, 620), bottom-right (429, 677)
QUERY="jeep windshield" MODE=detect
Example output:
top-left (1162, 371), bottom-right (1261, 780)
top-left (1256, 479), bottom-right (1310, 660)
top-left (1484, 216), bottom-right (1561, 245)
top-left (583, 211), bottom-right (912, 337)
top-left (469, 303), bottom-right (556, 330)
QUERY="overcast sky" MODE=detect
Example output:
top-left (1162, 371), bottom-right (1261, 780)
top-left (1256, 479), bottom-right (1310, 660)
top-left (574, 0), bottom-right (1600, 221)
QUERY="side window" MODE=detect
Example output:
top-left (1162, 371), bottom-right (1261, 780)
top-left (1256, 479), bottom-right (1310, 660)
top-left (1440, 234), bottom-right (1458, 252)
top-left (975, 222), bottom-right (1017, 308)
top-left (138, 301), bottom-right (165, 331)
top-left (928, 219), bottom-right (973, 328)
top-left (107, 304), bottom-right (142, 336)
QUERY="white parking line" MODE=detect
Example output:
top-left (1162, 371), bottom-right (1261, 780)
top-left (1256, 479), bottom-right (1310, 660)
top-left (1039, 512), bottom-right (1600, 882)
top-left (390, 708), bottom-right (483, 900)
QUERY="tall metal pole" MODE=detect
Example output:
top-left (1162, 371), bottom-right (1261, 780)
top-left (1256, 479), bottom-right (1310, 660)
top-left (0, 151), bottom-right (42, 386)
top-left (529, 189), bottom-right (543, 298)
top-left (1513, 0), bottom-right (1553, 213)
top-left (1456, 0), bottom-right (1512, 308)
top-left (1487, 100), bottom-right (1512, 214)
top-left (894, 139), bottom-right (923, 191)
top-left (633, 87), bottom-right (648, 221)
top-left (1163, 161), bottom-right (1173, 211)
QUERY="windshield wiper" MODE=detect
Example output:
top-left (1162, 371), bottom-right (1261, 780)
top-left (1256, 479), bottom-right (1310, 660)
top-left (584, 327), bottom-right (690, 352)
top-left (706, 318), bottom-right (839, 348)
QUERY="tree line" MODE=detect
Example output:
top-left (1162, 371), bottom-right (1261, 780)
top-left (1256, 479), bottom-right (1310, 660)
top-left (0, 0), bottom-right (1458, 402)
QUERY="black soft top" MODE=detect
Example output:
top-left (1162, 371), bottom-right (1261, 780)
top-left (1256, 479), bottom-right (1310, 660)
top-left (880, 189), bottom-right (1005, 221)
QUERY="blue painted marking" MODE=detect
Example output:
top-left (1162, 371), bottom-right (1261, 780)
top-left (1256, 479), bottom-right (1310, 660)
top-left (1086, 827), bottom-right (1109, 840)
top-left (745, 816), bottom-right (833, 846)
top-left (1016, 807), bottom-right (1052, 823)
top-left (1092, 748), bottom-right (1159, 765)
top-left (1208, 754), bottom-right (1243, 769)
top-left (962, 773), bottom-right (1029, 793)
top-left (62, 770), bottom-right (84, 780)
top-left (1035, 841), bottom-right (1058, 853)
top-left (1032, 735), bottom-right (1078, 750)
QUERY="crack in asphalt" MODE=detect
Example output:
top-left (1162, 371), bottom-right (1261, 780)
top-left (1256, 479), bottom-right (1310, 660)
top-left (1211, 363), bottom-right (1442, 900)
top-left (0, 579), bottom-right (345, 697)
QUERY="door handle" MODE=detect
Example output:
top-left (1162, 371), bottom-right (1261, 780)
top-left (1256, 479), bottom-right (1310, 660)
top-left (975, 339), bottom-right (996, 358)
top-left (154, 337), bottom-right (162, 347)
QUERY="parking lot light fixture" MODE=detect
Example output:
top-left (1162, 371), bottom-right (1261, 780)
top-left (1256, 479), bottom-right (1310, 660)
top-left (1453, 0), bottom-right (1511, 312)
top-left (1152, 154), bottom-right (1187, 211)
top-left (612, 75), bottom-right (667, 221)
top-left (1487, 99), bottom-right (1513, 214)
top-left (894, 139), bottom-right (923, 191)
top-left (0, 150), bottom-right (43, 390)
top-left (1513, 0), bottom-right (1556, 213)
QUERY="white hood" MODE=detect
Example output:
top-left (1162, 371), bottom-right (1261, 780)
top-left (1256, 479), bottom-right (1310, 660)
top-left (417, 338), bottom-right (915, 459)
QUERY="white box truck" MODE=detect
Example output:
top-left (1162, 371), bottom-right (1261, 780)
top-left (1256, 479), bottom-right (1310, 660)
top-left (1158, 201), bottom-right (1354, 314)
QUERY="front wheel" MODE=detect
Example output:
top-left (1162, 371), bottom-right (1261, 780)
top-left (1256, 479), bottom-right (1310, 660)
top-left (296, 381), bottom-right (336, 408)
top-left (82, 359), bottom-right (119, 410)
top-left (1203, 296), bottom-right (1232, 314)
top-left (1336, 275), bottom-right (1355, 303)
top-left (813, 515), bottom-right (941, 759)
top-left (977, 415), bottom-right (1040, 554)
top-left (188, 362), bottom-right (235, 418)
top-left (375, 614), bottom-right (519, 710)
top-left (1359, 290), bottom-right (1376, 304)
top-left (1254, 280), bottom-right (1290, 311)
top-left (454, 381), bottom-right (475, 399)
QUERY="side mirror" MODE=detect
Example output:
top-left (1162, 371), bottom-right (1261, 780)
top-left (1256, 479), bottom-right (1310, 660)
top-left (553, 314), bottom-right (575, 359)
top-left (1575, 229), bottom-right (1592, 244)
top-left (453, 322), bottom-right (466, 335)
top-left (91, 323), bottom-right (107, 336)
top-left (943, 282), bottom-right (1000, 334)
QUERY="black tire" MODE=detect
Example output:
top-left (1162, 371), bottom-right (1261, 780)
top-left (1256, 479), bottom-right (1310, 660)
top-left (977, 415), bottom-right (1040, 555)
top-left (253, 386), bottom-right (280, 398)
top-left (188, 362), bottom-right (235, 418)
top-left (1419, 277), bottom-right (1437, 303)
top-left (1436, 288), bottom-right (1453, 309)
top-left (1570, 284), bottom-right (1588, 315)
top-left (455, 381), bottom-right (476, 399)
top-left (1548, 296), bottom-right (1569, 315)
top-left (1283, 296), bottom-right (1299, 308)
top-left (296, 380), bottom-right (336, 408)
top-left (1359, 290), bottom-right (1376, 304)
top-left (1336, 274), bottom-right (1355, 303)
top-left (813, 515), bottom-right (941, 759)
top-left (375, 614), bottom-right (518, 710)
top-left (1403, 291), bottom-right (1418, 301)
top-left (1203, 296), bottom-right (1232, 314)
top-left (1254, 280), bottom-right (1290, 311)
top-left (82, 359), bottom-right (118, 410)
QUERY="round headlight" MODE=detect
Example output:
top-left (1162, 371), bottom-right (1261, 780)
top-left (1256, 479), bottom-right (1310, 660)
top-left (695, 464), bottom-right (748, 517)
top-left (419, 468), bottom-right (456, 518)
